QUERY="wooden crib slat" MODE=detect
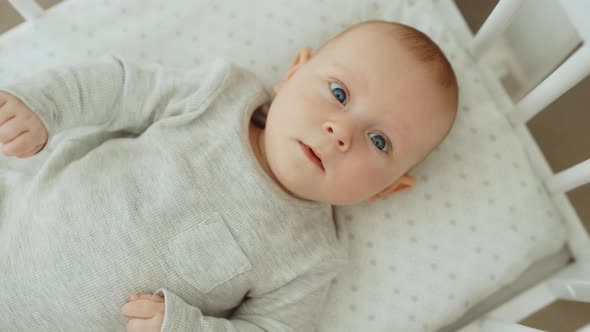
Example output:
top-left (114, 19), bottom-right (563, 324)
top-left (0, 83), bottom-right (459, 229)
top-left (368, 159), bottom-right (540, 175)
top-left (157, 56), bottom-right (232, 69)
top-left (7, 0), bottom-right (45, 21)
top-left (470, 0), bottom-right (524, 56)
top-left (546, 158), bottom-right (590, 193)
top-left (508, 45), bottom-right (590, 126)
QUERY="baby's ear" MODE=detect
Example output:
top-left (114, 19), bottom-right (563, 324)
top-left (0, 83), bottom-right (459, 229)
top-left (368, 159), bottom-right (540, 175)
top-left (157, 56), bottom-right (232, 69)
top-left (273, 48), bottom-right (312, 94)
top-left (288, 47), bottom-right (312, 74)
top-left (366, 174), bottom-right (416, 204)
top-left (390, 174), bottom-right (416, 193)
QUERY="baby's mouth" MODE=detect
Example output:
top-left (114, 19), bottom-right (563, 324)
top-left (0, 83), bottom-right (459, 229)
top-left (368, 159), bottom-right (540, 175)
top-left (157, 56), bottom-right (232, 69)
top-left (298, 141), bottom-right (325, 172)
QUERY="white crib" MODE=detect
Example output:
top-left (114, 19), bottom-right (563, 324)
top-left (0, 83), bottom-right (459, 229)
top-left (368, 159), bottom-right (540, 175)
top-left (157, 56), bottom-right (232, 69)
top-left (443, 0), bottom-right (590, 331)
top-left (2, 0), bottom-right (589, 331)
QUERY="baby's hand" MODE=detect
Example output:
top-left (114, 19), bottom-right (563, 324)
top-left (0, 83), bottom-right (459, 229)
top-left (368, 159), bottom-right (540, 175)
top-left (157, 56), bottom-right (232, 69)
top-left (121, 293), bottom-right (166, 332)
top-left (0, 91), bottom-right (48, 158)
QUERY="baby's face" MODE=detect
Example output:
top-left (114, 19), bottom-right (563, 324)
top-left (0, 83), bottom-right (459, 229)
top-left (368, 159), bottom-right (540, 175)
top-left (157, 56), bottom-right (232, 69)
top-left (260, 24), bottom-right (455, 205)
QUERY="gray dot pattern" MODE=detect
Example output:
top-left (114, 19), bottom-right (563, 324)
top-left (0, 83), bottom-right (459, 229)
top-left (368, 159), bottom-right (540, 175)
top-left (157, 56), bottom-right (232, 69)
top-left (0, 0), bottom-right (569, 331)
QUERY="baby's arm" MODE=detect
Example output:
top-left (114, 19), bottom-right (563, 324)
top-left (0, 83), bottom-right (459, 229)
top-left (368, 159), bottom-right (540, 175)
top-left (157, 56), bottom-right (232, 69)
top-left (142, 259), bottom-right (344, 332)
top-left (0, 54), bottom-right (213, 140)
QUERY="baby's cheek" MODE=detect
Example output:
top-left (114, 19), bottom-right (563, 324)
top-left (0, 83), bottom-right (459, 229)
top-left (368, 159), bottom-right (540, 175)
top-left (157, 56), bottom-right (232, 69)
top-left (332, 167), bottom-right (378, 203)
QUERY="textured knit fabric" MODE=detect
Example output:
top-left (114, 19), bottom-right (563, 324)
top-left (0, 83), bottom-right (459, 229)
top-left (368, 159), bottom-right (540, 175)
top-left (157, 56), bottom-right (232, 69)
top-left (0, 54), bottom-right (348, 331)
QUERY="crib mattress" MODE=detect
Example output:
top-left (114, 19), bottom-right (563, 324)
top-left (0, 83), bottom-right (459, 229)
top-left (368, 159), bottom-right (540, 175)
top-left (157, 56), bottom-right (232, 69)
top-left (0, 0), bottom-right (568, 331)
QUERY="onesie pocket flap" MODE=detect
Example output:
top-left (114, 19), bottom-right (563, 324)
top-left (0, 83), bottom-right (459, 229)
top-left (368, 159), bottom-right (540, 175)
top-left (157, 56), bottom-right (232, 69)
top-left (166, 213), bottom-right (251, 293)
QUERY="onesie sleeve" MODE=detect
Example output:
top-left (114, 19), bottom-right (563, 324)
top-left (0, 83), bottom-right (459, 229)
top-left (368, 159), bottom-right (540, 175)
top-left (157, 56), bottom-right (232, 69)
top-left (0, 54), bottom-right (223, 138)
top-left (155, 258), bottom-right (346, 332)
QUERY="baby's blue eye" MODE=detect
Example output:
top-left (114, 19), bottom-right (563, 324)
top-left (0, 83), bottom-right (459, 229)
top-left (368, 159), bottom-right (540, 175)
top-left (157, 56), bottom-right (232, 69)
top-left (330, 82), bottom-right (347, 105)
top-left (369, 132), bottom-right (388, 152)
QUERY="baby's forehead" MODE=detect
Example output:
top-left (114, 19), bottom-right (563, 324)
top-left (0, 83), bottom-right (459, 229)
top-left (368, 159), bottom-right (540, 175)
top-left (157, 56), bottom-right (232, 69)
top-left (321, 45), bottom-right (427, 91)
top-left (316, 22), bottom-right (402, 56)
top-left (336, 22), bottom-right (404, 47)
top-left (325, 28), bottom-right (419, 68)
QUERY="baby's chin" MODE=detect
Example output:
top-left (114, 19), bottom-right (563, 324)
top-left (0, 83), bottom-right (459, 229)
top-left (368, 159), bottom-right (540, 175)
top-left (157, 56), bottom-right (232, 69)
top-left (275, 172), bottom-right (366, 206)
top-left (268, 151), bottom-right (367, 206)
top-left (324, 188), bottom-right (375, 206)
top-left (290, 186), bottom-right (364, 206)
top-left (327, 197), bottom-right (366, 206)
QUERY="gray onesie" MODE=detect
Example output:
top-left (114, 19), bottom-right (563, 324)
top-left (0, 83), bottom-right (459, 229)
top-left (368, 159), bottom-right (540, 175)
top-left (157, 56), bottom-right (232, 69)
top-left (0, 54), bottom-right (347, 331)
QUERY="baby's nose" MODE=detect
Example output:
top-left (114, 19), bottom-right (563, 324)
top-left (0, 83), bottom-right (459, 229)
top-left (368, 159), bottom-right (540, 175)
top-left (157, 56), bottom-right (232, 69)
top-left (322, 122), bottom-right (352, 151)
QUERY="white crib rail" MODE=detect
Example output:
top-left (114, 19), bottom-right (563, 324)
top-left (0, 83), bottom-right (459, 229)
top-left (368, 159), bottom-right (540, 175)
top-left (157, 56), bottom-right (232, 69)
top-left (457, 258), bottom-right (590, 332)
top-left (470, 0), bottom-right (590, 254)
top-left (480, 319), bottom-right (545, 332)
top-left (507, 45), bottom-right (590, 127)
top-left (467, 0), bottom-right (590, 194)
top-left (470, 0), bottom-right (524, 57)
top-left (444, 0), bottom-right (590, 331)
top-left (547, 159), bottom-right (590, 194)
top-left (7, 0), bottom-right (45, 21)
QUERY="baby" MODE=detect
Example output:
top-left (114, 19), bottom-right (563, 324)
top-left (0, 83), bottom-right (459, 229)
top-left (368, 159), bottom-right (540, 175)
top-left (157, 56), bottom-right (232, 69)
top-left (0, 20), bottom-right (457, 331)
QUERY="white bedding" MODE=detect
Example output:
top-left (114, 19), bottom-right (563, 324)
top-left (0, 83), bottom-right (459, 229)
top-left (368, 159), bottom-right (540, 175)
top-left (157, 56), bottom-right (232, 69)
top-left (0, 0), bottom-right (568, 331)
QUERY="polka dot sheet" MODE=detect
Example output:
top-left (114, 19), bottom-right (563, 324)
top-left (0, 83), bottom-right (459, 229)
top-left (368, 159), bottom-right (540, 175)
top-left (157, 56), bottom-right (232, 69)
top-left (0, 0), bottom-right (568, 331)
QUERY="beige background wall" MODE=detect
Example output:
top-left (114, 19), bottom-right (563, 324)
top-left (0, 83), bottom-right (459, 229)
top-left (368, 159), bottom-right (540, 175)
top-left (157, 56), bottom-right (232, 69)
top-left (2, 0), bottom-right (589, 331)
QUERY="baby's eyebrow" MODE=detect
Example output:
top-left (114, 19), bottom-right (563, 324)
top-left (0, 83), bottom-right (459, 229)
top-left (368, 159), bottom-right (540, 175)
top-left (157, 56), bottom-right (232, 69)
top-left (330, 62), bottom-right (366, 93)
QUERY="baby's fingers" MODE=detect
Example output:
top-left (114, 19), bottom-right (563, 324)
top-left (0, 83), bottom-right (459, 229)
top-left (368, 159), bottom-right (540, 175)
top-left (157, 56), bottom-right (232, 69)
top-left (15, 141), bottom-right (45, 159)
top-left (122, 299), bottom-right (164, 319)
top-left (0, 114), bottom-right (25, 145)
top-left (130, 294), bottom-right (164, 303)
top-left (1, 130), bottom-right (33, 157)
